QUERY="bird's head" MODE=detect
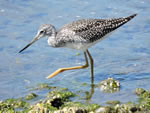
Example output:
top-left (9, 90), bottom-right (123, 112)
top-left (19, 24), bottom-right (56, 53)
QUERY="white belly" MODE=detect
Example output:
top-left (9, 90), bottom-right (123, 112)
top-left (65, 32), bottom-right (113, 51)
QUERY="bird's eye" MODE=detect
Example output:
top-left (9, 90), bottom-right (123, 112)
top-left (40, 30), bottom-right (45, 34)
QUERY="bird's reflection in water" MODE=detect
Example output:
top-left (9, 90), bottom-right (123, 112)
top-left (85, 75), bottom-right (95, 101)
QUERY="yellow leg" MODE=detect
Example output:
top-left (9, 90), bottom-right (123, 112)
top-left (86, 50), bottom-right (94, 84)
top-left (46, 52), bottom-right (89, 79)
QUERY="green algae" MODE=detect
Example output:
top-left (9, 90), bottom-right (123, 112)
top-left (0, 98), bottom-right (29, 113)
top-left (25, 93), bottom-right (38, 100)
top-left (27, 88), bottom-right (100, 113)
top-left (2, 98), bottom-right (29, 108)
top-left (82, 82), bottom-right (88, 86)
top-left (28, 102), bottom-right (57, 113)
top-left (47, 90), bottom-right (76, 102)
top-left (75, 52), bottom-right (81, 56)
top-left (135, 88), bottom-right (150, 110)
top-left (106, 100), bottom-right (120, 106)
top-left (37, 83), bottom-right (51, 89)
top-left (30, 83), bottom-right (55, 90)
top-left (135, 88), bottom-right (146, 96)
top-left (62, 102), bottom-right (100, 112)
top-left (2, 83), bottom-right (150, 113)
top-left (96, 102), bottom-right (143, 113)
top-left (95, 88), bottom-right (150, 113)
top-left (0, 83), bottom-right (100, 112)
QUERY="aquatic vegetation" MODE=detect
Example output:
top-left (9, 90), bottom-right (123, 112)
top-left (28, 102), bottom-right (57, 113)
top-left (82, 82), bottom-right (88, 86)
top-left (62, 102), bottom-right (100, 112)
top-left (0, 98), bottom-right (29, 112)
top-left (47, 90), bottom-right (76, 102)
top-left (116, 103), bottom-right (142, 113)
top-left (96, 102), bottom-right (143, 113)
top-left (97, 88), bottom-right (150, 113)
top-left (1, 98), bottom-right (29, 108)
top-left (1, 84), bottom-right (150, 112)
top-left (30, 83), bottom-right (55, 90)
top-left (135, 88), bottom-right (150, 109)
top-left (54, 106), bottom-right (87, 113)
top-left (135, 88), bottom-right (146, 96)
top-left (106, 100), bottom-right (120, 106)
top-left (27, 87), bottom-right (100, 113)
top-left (25, 93), bottom-right (38, 100)
top-left (75, 52), bottom-right (81, 56)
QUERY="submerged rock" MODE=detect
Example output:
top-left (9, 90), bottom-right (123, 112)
top-left (98, 77), bottom-right (120, 93)
top-left (54, 107), bottom-right (87, 113)
top-left (116, 103), bottom-right (142, 113)
top-left (95, 106), bottom-right (112, 113)
top-left (95, 103), bottom-right (142, 113)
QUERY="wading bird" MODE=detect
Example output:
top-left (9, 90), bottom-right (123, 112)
top-left (19, 14), bottom-right (137, 83)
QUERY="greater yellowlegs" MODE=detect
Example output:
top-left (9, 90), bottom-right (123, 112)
top-left (19, 14), bottom-right (137, 81)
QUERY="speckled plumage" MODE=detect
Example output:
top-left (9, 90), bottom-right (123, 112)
top-left (19, 14), bottom-right (137, 53)
top-left (52, 14), bottom-right (137, 50)
top-left (19, 14), bottom-right (137, 81)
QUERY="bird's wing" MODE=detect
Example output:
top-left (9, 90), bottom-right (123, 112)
top-left (57, 14), bottom-right (136, 43)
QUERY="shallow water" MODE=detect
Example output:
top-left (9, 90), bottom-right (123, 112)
top-left (0, 0), bottom-right (150, 105)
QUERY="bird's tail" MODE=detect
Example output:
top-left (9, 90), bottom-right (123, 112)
top-left (125, 13), bottom-right (137, 21)
top-left (108, 13), bottom-right (137, 30)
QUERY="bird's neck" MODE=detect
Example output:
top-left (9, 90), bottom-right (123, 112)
top-left (47, 27), bottom-right (58, 47)
top-left (51, 27), bottom-right (57, 37)
top-left (48, 25), bottom-right (57, 37)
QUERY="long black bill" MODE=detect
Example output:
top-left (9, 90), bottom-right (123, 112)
top-left (19, 36), bottom-right (39, 53)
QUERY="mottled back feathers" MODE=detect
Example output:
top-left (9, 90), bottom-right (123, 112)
top-left (56, 14), bottom-right (137, 44)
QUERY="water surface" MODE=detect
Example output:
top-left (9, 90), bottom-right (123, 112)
top-left (0, 0), bottom-right (150, 105)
